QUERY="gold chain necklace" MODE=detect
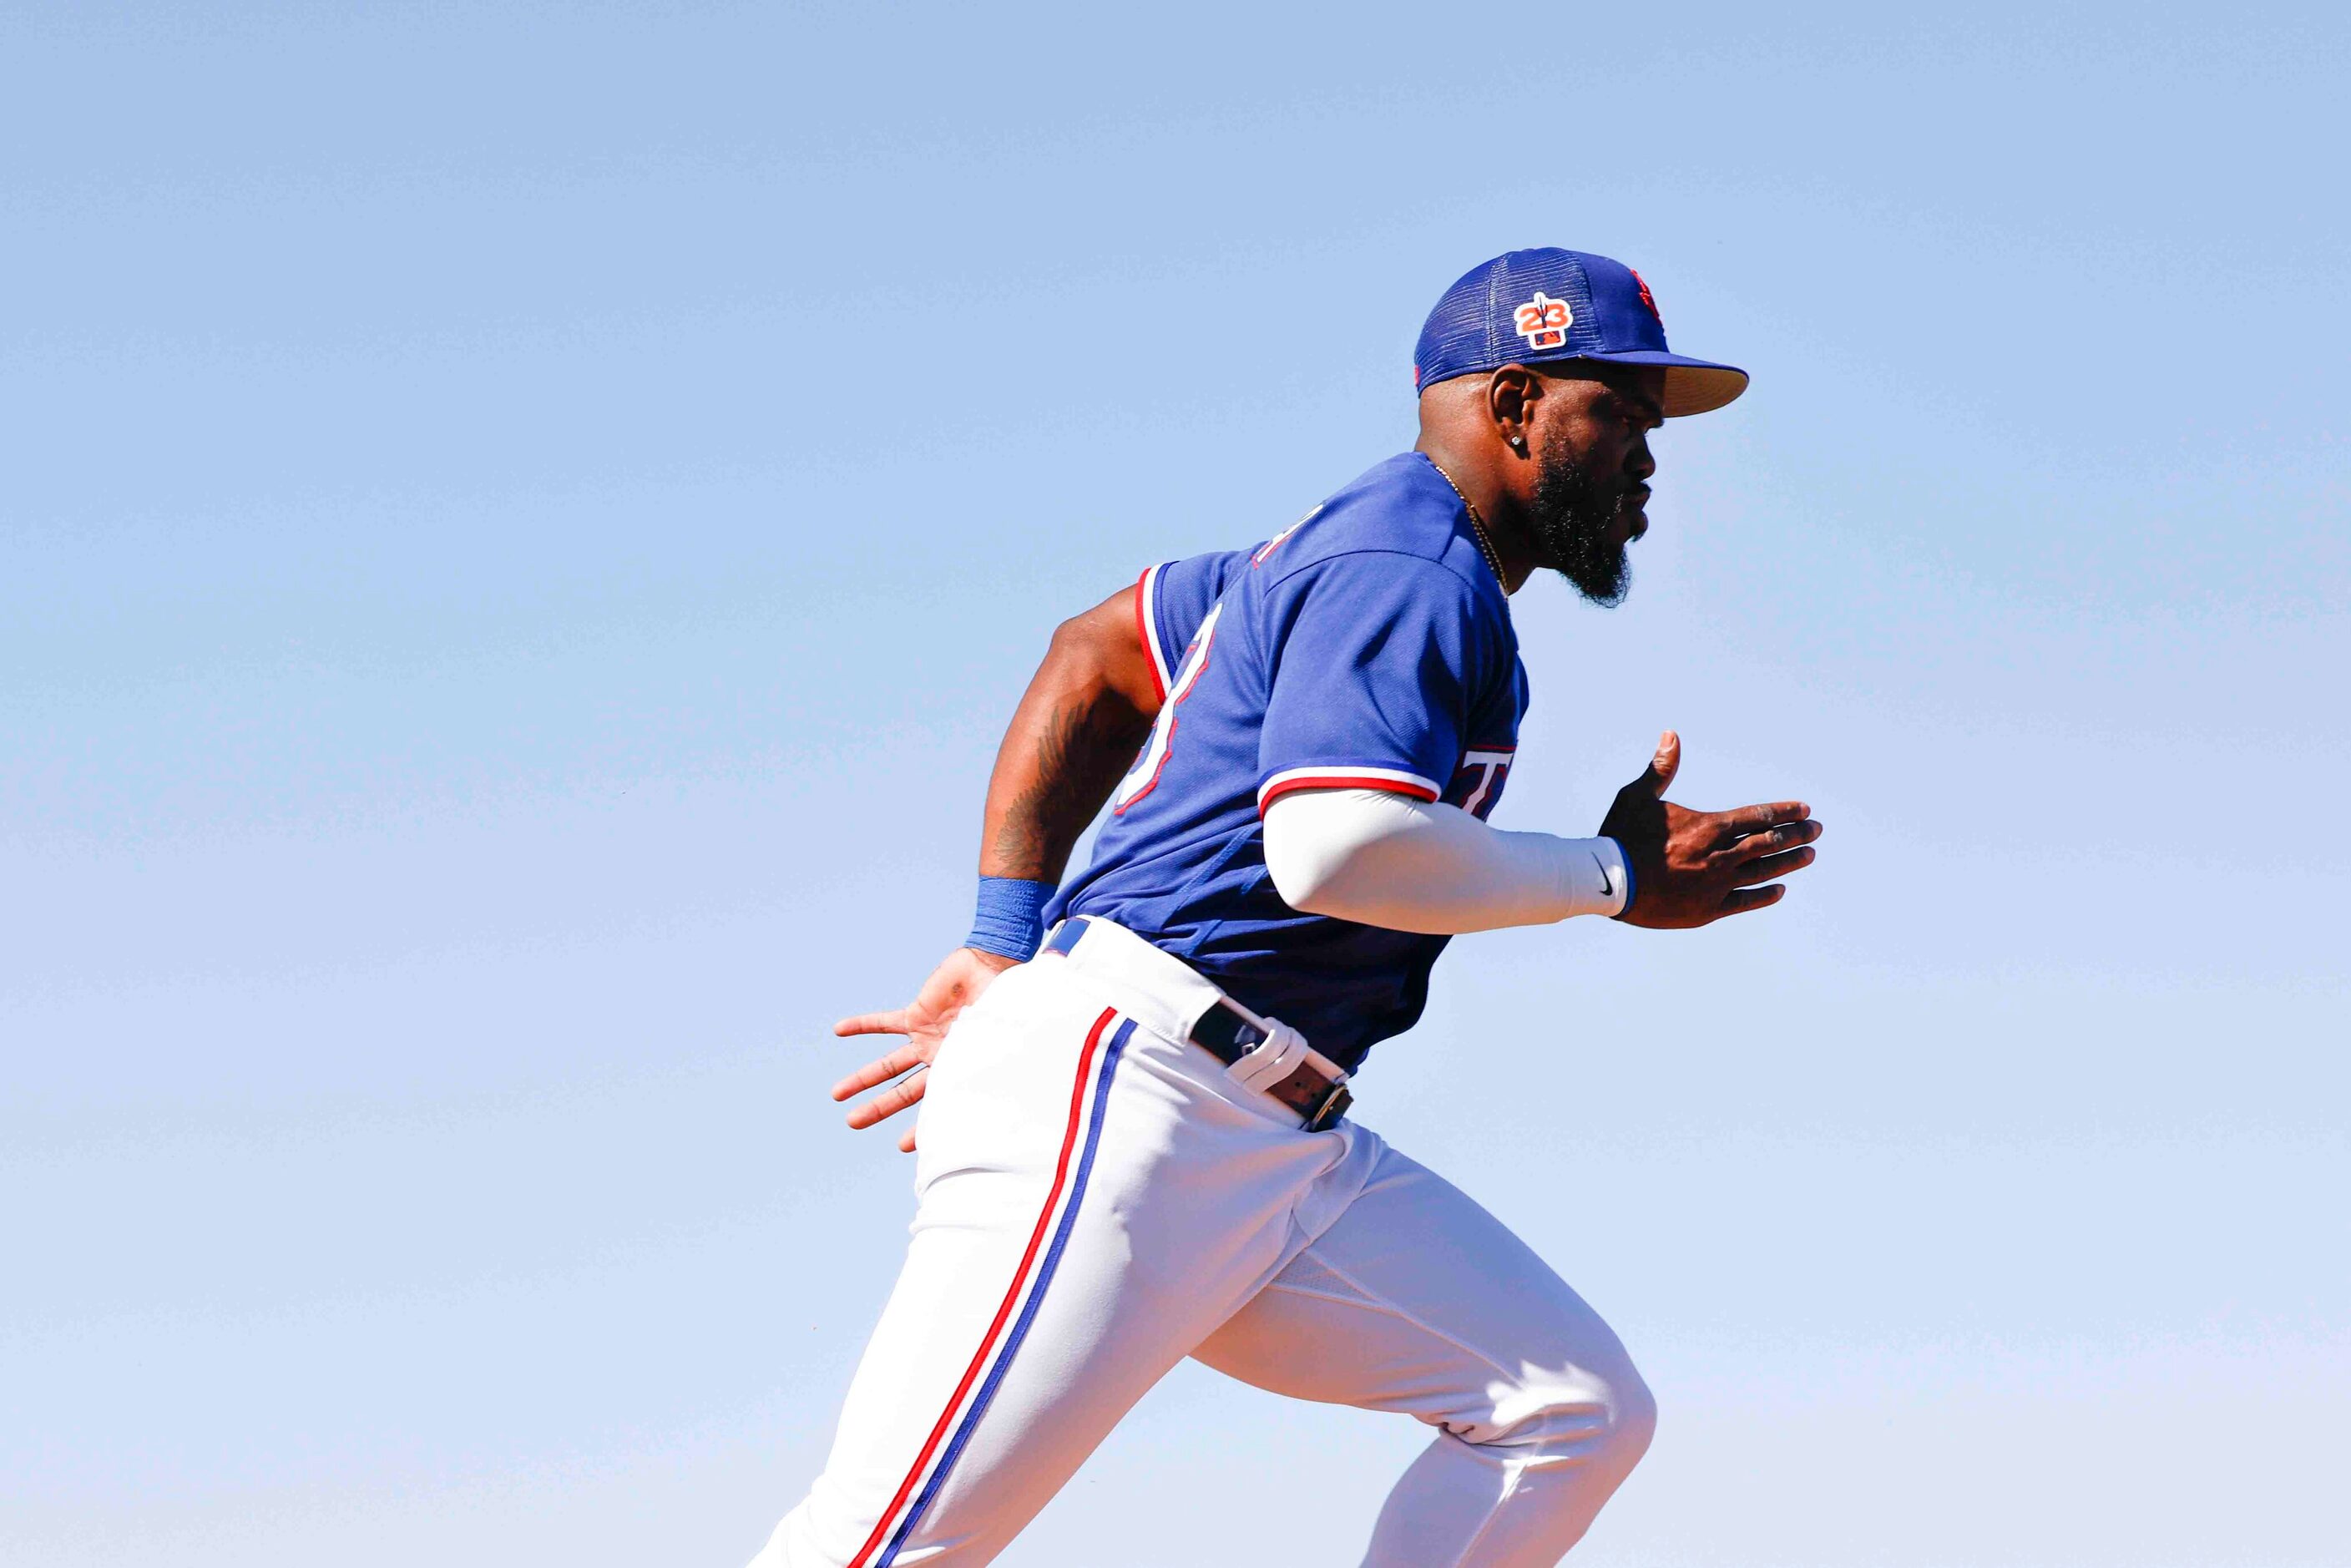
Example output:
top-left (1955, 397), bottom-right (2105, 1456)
top-left (1424, 457), bottom-right (1509, 589)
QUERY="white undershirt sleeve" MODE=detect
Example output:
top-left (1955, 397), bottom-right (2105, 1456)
top-left (1261, 787), bottom-right (1630, 934)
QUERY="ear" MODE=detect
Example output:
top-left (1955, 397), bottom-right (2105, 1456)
top-left (1485, 365), bottom-right (1542, 454)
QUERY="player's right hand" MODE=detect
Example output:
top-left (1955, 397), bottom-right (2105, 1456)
top-left (1599, 731), bottom-right (1823, 929)
top-left (831, 945), bottom-right (1020, 1152)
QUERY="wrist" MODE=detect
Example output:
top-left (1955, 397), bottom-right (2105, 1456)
top-left (1540, 834), bottom-right (1632, 920)
top-left (965, 876), bottom-right (1054, 962)
top-left (1600, 837), bottom-right (1635, 919)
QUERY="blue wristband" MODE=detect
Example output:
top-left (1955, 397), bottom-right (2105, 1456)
top-left (966, 877), bottom-right (1054, 961)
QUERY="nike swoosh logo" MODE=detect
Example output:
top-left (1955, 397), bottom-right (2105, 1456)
top-left (1591, 857), bottom-right (1614, 898)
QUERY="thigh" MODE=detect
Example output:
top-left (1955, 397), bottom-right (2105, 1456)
top-left (771, 967), bottom-right (1330, 1567)
top-left (1191, 1141), bottom-right (1648, 1443)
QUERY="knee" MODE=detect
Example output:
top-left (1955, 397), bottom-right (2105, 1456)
top-left (1609, 1368), bottom-right (1658, 1476)
top-left (1484, 1363), bottom-right (1656, 1483)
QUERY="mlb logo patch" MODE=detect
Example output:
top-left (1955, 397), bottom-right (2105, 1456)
top-left (1514, 291), bottom-right (1571, 351)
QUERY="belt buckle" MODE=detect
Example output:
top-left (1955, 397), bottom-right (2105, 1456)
top-left (1303, 1082), bottom-right (1352, 1133)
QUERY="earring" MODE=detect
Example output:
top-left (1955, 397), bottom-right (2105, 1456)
top-left (1508, 435), bottom-right (1526, 452)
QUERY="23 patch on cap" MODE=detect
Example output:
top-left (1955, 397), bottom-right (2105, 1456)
top-left (1514, 291), bottom-right (1572, 351)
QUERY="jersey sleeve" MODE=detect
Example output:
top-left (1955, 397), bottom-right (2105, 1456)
top-left (1255, 554), bottom-right (1499, 816)
top-left (1135, 550), bottom-right (1250, 701)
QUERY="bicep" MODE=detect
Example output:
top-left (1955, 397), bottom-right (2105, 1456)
top-left (1052, 582), bottom-right (1162, 716)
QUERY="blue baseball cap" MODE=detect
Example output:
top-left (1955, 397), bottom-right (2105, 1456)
top-left (1413, 248), bottom-right (1748, 417)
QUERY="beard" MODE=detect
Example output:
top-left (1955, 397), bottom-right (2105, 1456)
top-left (1529, 431), bottom-right (1633, 606)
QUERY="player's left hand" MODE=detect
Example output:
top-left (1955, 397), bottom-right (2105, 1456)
top-left (1600, 730), bottom-right (1823, 928)
top-left (831, 946), bottom-right (1020, 1152)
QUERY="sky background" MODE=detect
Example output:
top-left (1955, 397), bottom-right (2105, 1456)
top-left (4, 3), bottom-right (2346, 1565)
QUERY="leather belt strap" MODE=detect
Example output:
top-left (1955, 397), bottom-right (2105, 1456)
top-left (1189, 1000), bottom-right (1353, 1132)
top-left (1041, 918), bottom-right (1352, 1132)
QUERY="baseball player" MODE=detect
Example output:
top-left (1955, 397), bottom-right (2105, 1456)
top-left (752, 247), bottom-right (1823, 1567)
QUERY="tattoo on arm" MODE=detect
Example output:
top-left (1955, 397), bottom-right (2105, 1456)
top-left (976, 583), bottom-right (1161, 886)
top-left (987, 690), bottom-right (1151, 881)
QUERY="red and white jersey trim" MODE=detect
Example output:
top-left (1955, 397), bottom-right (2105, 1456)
top-left (1133, 563), bottom-right (1174, 702)
top-left (1257, 764), bottom-right (1442, 815)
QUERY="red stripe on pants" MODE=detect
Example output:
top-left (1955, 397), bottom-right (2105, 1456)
top-left (844, 1005), bottom-right (1120, 1568)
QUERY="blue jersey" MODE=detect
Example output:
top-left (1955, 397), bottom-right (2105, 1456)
top-left (1047, 453), bottom-right (1528, 1070)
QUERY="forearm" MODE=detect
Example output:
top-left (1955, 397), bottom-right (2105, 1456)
top-left (1263, 787), bottom-right (1629, 933)
top-left (976, 588), bottom-right (1160, 883)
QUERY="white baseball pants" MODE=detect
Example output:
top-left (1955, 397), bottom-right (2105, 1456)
top-left (752, 918), bottom-right (1655, 1568)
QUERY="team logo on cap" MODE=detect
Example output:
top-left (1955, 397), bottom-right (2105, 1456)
top-left (1629, 268), bottom-right (1662, 326)
top-left (1514, 291), bottom-right (1572, 351)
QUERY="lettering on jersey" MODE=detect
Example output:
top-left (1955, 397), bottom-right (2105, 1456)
top-left (1514, 291), bottom-right (1571, 352)
top-left (1446, 747), bottom-right (1516, 821)
top-left (1629, 268), bottom-right (1661, 326)
top-left (1111, 602), bottom-right (1223, 814)
top-left (1251, 505), bottom-right (1321, 568)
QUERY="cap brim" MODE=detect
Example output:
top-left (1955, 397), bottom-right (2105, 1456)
top-left (1560, 349), bottom-right (1749, 417)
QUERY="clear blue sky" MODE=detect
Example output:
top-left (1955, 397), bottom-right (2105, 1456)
top-left (4, 4), bottom-right (2345, 1565)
